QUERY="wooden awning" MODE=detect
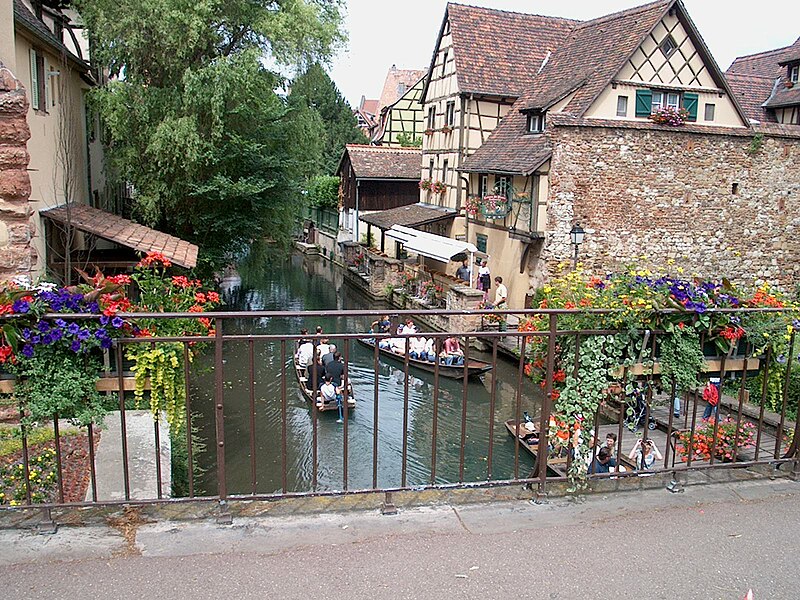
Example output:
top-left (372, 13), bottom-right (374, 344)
top-left (42, 204), bottom-right (198, 268)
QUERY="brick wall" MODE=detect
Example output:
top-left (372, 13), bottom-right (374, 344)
top-left (0, 63), bottom-right (34, 280)
top-left (545, 125), bottom-right (800, 290)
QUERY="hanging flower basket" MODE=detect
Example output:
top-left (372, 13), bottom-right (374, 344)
top-left (649, 106), bottom-right (690, 126)
top-left (430, 181), bottom-right (447, 194)
top-left (479, 194), bottom-right (510, 219)
top-left (424, 128), bottom-right (435, 136)
top-left (418, 179), bottom-right (432, 191)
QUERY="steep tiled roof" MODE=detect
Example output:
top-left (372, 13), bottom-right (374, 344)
top-left (525, 0), bottom-right (673, 113)
top-left (340, 145), bottom-right (421, 180)
top-left (13, 0), bottom-right (89, 71)
top-left (42, 204), bottom-right (199, 268)
top-left (378, 68), bottom-right (426, 111)
top-left (727, 40), bottom-right (799, 79)
top-left (460, 97), bottom-right (551, 175)
top-left (727, 37), bottom-right (800, 113)
top-left (361, 98), bottom-right (379, 116)
top-left (445, 3), bottom-right (577, 98)
top-left (725, 73), bottom-right (777, 123)
top-left (360, 203), bottom-right (456, 231)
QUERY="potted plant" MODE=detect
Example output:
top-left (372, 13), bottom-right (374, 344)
top-left (418, 179), bottom-right (432, 191)
top-left (441, 125), bottom-right (453, 134)
top-left (649, 106), bottom-right (690, 126)
top-left (424, 128), bottom-right (435, 136)
top-left (430, 181), bottom-right (447, 194)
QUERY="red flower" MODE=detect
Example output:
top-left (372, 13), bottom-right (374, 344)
top-left (553, 370), bottom-right (566, 383)
top-left (188, 304), bottom-right (203, 313)
top-left (206, 291), bottom-right (220, 303)
top-left (564, 301), bottom-right (576, 309)
top-left (0, 303), bottom-right (12, 315)
top-left (108, 274), bottom-right (132, 285)
top-left (137, 252), bottom-right (172, 268)
top-left (0, 345), bottom-right (14, 363)
top-left (171, 276), bottom-right (191, 289)
top-left (194, 292), bottom-right (207, 304)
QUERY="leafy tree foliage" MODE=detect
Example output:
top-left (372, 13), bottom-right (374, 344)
top-left (76, 0), bottom-right (345, 270)
top-left (288, 63), bottom-right (367, 175)
top-left (306, 175), bottom-right (340, 208)
top-left (396, 132), bottom-right (422, 147)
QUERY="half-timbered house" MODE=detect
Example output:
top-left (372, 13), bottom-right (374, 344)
top-left (414, 0), bottom-right (800, 308)
top-left (373, 74), bottom-right (426, 146)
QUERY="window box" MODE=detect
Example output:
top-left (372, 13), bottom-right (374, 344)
top-left (466, 195), bottom-right (510, 219)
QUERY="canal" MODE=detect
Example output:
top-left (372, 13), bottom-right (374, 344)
top-left (194, 253), bottom-right (544, 495)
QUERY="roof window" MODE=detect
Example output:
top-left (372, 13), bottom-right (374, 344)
top-left (527, 112), bottom-right (545, 134)
top-left (660, 35), bottom-right (677, 58)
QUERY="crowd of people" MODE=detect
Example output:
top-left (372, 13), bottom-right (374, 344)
top-left (371, 317), bottom-right (466, 366)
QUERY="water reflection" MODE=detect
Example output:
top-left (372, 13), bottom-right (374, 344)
top-left (194, 254), bottom-right (544, 495)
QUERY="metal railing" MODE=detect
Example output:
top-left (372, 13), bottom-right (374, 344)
top-left (1, 307), bottom-right (799, 512)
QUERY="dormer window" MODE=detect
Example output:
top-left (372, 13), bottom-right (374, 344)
top-left (527, 112), bottom-right (545, 133)
top-left (660, 35), bottom-right (677, 58)
top-left (790, 64), bottom-right (799, 84)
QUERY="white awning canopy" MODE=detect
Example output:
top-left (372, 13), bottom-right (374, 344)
top-left (385, 226), bottom-right (487, 290)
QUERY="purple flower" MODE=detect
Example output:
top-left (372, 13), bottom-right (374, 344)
top-left (95, 329), bottom-right (108, 340)
top-left (67, 323), bottom-right (80, 335)
top-left (100, 315), bottom-right (110, 326)
top-left (37, 321), bottom-right (50, 333)
top-left (77, 328), bottom-right (90, 341)
top-left (12, 299), bottom-right (29, 314)
top-left (100, 337), bottom-right (113, 350)
top-left (54, 319), bottom-right (67, 328)
top-left (41, 333), bottom-right (53, 345)
top-left (70, 340), bottom-right (81, 352)
top-left (111, 316), bottom-right (124, 329)
top-left (21, 344), bottom-right (34, 358)
top-left (30, 335), bottom-right (40, 344)
top-left (50, 329), bottom-right (63, 341)
top-left (21, 328), bottom-right (32, 339)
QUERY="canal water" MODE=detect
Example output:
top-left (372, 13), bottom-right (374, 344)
top-left (194, 254), bottom-right (544, 495)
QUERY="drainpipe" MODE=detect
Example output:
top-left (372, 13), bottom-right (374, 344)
top-left (355, 179), bottom-right (360, 243)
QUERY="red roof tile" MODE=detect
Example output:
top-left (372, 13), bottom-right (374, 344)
top-left (378, 68), bottom-right (426, 111)
top-left (42, 204), bottom-right (198, 268)
top-left (725, 73), bottom-right (778, 123)
top-left (445, 3), bottom-right (577, 98)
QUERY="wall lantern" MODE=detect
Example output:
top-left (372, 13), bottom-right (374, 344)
top-left (570, 223), bottom-right (585, 268)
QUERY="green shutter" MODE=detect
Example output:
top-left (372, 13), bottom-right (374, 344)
top-left (635, 90), bottom-right (652, 117)
top-left (682, 93), bottom-right (698, 122)
top-left (29, 49), bottom-right (39, 110)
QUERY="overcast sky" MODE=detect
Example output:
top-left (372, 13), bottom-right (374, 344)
top-left (329, 0), bottom-right (800, 107)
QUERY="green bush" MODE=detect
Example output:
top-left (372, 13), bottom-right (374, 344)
top-left (306, 175), bottom-right (340, 209)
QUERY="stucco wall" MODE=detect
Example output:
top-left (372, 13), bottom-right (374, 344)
top-left (544, 125), bottom-right (800, 290)
top-left (0, 63), bottom-right (34, 279)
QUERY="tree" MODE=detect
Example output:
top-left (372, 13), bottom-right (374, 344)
top-left (288, 63), bottom-right (367, 175)
top-left (76, 0), bottom-right (346, 271)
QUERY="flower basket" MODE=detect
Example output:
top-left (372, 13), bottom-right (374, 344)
top-left (430, 181), bottom-right (447, 195)
top-left (649, 106), bottom-right (689, 126)
top-left (418, 179), bottom-right (432, 191)
top-left (424, 128), bottom-right (435, 136)
top-left (441, 125), bottom-right (453, 134)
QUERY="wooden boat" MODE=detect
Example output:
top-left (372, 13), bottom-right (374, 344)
top-left (293, 354), bottom-right (356, 412)
top-left (357, 338), bottom-right (492, 380)
top-left (504, 419), bottom-right (568, 477)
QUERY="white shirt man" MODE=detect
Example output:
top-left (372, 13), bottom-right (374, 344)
top-left (320, 378), bottom-right (338, 404)
top-left (316, 340), bottom-right (332, 359)
top-left (494, 277), bottom-right (508, 307)
top-left (297, 341), bottom-right (315, 367)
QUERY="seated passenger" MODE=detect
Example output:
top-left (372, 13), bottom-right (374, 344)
top-left (320, 375), bottom-right (340, 405)
top-left (442, 336), bottom-right (464, 366)
top-left (423, 338), bottom-right (437, 362)
top-left (324, 351), bottom-right (345, 387)
top-left (307, 357), bottom-right (326, 392)
top-left (390, 336), bottom-right (406, 355)
top-left (371, 315), bottom-right (392, 334)
top-left (628, 438), bottom-right (662, 470)
top-left (316, 338), bottom-right (332, 359)
top-left (321, 344), bottom-right (337, 367)
top-left (409, 336), bottom-right (427, 360)
top-left (401, 319), bottom-right (417, 335)
top-left (296, 340), bottom-right (315, 368)
top-left (378, 338), bottom-right (391, 350)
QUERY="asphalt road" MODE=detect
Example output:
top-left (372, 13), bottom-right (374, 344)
top-left (1, 477), bottom-right (798, 599)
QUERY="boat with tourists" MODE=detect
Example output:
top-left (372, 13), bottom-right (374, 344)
top-left (357, 337), bottom-right (493, 380)
top-left (293, 353), bottom-right (356, 413)
top-left (504, 418), bottom-right (569, 477)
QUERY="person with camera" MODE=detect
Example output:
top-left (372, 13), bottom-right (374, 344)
top-left (629, 438), bottom-right (662, 470)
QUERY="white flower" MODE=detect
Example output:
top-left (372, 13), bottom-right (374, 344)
top-left (11, 275), bottom-right (31, 288)
top-left (35, 281), bottom-right (58, 292)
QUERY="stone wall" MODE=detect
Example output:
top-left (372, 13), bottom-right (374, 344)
top-left (545, 125), bottom-right (800, 290)
top-left (0, 63), bottom-right (34, 279)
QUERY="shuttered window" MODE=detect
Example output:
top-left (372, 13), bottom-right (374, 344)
top-left (682, 93), bottom-right (699, 122)
top-left (635, 89), bottom-right (652, 117)
top-left (29, 49), bottom-right (40, 110)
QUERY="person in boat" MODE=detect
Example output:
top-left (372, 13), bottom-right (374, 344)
top-left (408, 336), bottom-right (427, 360)
top-left (423, 337), bottom-right (437, 362)
top-left (378, 337), bottom-right (392, 350)
top-left (320, 375), bottom-right (345, 424)
top-left (316, 337), bottom-right (332, 360)
top-left (442, 336), bottom-right (464, 366)
top-left (315, 326), bottom-right (323, 335)
top-left (321, 344), bottom-right (337, 367)
top-left (296, 338), bottom-right (315, 369)
top-left (371, 315), bottom-right (392, 334)
top-left (398, 318), bottom-right (417, 335)
top-left (298, 328), bottom-right (310, 349)
top-left (389, 335), bottom-right (407, 355)
top-left (325, 351), bottom-right (345, 387)
top-left (307, 356), bottom-right (326, 392)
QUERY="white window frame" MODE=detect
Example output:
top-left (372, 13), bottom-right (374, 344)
top-left (480, 174), bottom-right (488, 198)
top-left (651, 91), bottom-right (664, 112)
top-left (704, 103), bottom-right (715, 122)
top-left (445, 101), bottom-right (455, 127)
top-left (442, 159), bottom-right (449, 185)
top-left (660, 35), bottom-right (677, 58)
top-left (527, 112), bottom-right (545, 133)
top-left (427, 106), bottom-right (436, 130)
top-left (666, 92), bottom-right (680, 110)
top-left (616, 95), bottom-right (628, 117)
top-left (791, 65), bottom-right (799, 84)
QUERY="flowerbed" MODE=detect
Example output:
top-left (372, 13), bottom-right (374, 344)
top-left (518, 263), bottom-right (798, 485)
top-left (675, 417), bottom-right (756, 462)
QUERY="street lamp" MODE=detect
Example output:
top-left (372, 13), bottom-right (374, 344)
top-left (570, 223), bottom-right (585, 268)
